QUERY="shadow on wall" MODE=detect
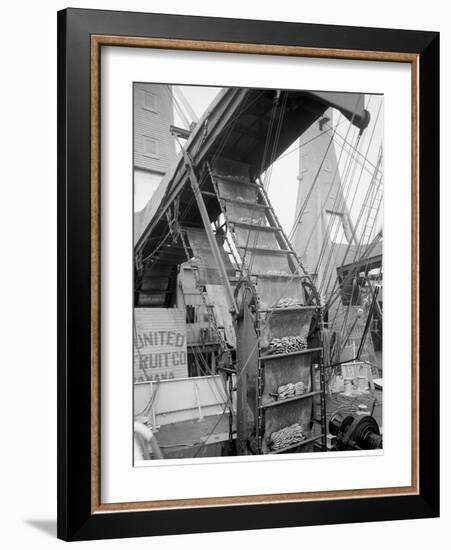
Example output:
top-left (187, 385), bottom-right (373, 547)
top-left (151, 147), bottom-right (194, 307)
top-left (25, 519), bottom-right (56, 538)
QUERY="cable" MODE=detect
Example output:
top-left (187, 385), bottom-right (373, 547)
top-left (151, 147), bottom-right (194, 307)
top-left (288, 93), bottom-right (365, 244)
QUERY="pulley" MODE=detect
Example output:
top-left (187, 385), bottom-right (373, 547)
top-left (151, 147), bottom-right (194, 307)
top-left (329, 411), bottom-right (382, 450)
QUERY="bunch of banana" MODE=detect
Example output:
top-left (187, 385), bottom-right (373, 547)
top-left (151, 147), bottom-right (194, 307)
top-left (274, 297), bottom-right (303, 308)
top-left (270, 423), bottom-right (305, 451)
top-left (268, 335), bottom-right (307, 355)
top-left (276, 380), bottom-right (307, 400)
top-left (277, 383), bottom-right (295, 400)
top-left (294, 381), bottom-right (307, 395)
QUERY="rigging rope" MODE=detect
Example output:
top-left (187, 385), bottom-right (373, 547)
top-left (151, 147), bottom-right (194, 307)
top-left (314, 124), bottom-right (361, 280)
top-left (323, 97), bottom-right (384, 314)
top-left (287, 93), bottom-right (364, 247)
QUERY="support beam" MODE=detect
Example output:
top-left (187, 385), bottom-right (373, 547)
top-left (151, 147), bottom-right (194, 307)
top-left (181, 148), bottom-right (239, 316)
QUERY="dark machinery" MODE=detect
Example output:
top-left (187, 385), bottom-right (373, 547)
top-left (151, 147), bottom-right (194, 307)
top-left (329, 411), bottom-right (382, 451)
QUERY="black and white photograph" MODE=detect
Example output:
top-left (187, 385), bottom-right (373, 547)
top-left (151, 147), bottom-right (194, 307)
top-left (133, 84), bottom-right (384, 461)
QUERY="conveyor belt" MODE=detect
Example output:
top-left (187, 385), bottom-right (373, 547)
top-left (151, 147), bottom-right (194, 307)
top-left (195, 157), bottom-right (327, 455)
top-left (139, 152), bottom-right (327, 454)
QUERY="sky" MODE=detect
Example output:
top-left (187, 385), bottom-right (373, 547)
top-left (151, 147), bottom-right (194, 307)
top-left (138, 84), bottom-right (383, 242)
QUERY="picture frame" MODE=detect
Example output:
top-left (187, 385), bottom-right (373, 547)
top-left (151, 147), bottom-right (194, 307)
top-left (57, 7), bottom-right (439, 541)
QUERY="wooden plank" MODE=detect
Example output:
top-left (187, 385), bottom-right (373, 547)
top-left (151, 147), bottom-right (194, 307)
top-left (268, 434), bottom-right (323, 454)
top-left (260, 347), bottom-right (323, 361)
top-left (260, 391), bottom-right (321, 409)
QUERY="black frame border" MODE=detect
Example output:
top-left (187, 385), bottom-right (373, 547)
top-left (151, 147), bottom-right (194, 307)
top-left (57, 7), bottom-right (439, 541)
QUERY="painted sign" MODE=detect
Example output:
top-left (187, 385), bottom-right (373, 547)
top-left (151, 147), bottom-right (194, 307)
top-left (134, 308), bottom-right (188, 383)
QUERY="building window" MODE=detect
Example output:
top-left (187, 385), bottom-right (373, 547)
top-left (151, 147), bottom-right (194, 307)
top-left (186, 305), bottom-right (196, 324)
top-left (143, 137), bottom-right (159, 159)
top-left (142, 90), bottom-right (158, 113)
